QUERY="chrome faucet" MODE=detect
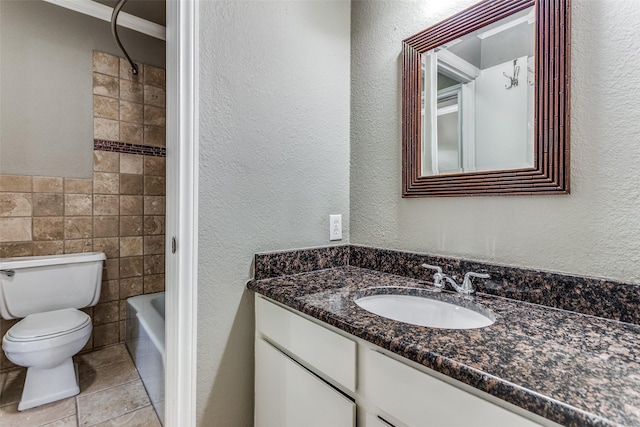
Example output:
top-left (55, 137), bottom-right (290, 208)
top-left (421, 264), bottom-right (445, 290)
top-left (422, 264), bottom-right (490, 295)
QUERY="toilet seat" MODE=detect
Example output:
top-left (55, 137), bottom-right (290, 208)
top-left (3, 309), bottom-right (91, 352)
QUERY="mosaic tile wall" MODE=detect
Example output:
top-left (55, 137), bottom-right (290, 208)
top-left (0, 52), bottom-right (166, 372)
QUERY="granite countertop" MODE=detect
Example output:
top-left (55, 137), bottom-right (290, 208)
top-left (247, 266), bottom-right (640, 427)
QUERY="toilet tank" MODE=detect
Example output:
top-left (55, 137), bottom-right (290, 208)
top-left (0, 252), bottom-right (106, 320)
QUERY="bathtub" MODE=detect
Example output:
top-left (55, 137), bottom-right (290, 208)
top-left (126, 292), bottom-right (165, 425)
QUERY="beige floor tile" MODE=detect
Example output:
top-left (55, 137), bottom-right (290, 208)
top-left (42, 415), bottom-right (78, 426)
top-left (91, 405), bottom-right (160, 427)
top-left (75, 345), bottom-right (129, 373)
top-left (0, 343), bottom-right (157, 427)
top-left (77, 380), bottom-right (149, 426)
top-left (0, 397), bottom-right (75, 427)
top-left (78, 359), bottom-right (138, 396)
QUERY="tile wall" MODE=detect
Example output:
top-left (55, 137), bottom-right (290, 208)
top-left (0, 51), bottom-right (166, 372)
top-left (93, 51), bottom-right (166, 148)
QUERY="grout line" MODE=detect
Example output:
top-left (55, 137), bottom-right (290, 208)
top-left (0, 397), bottom-right (73, 426)
top-left (76, 357), bottom-right (132, 375)
top-left (77, 376), bottom-right (142, 399)
top-left (85, 403), bottom-right (154, 427)
top-left (31, 411), bottom-right (72, 427)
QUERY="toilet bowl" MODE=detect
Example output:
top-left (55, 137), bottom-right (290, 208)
top-left (0, 252), bottom-right (105, 410)
top-left (3, 308), bottom-right (93, 410)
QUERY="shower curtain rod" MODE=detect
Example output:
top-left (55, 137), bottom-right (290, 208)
top-left (112, 0), bottom-right (138, 75)
top-left (42, 0), bottom-right (166, 41)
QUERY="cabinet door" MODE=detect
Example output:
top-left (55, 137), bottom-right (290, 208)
top-left (256, 296), bottom-right (356, 392)
top-left (255, 338), bottom-right (355, 427)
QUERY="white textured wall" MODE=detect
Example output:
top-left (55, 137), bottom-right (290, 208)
top-left (197, 1), bottom-right (350, 425)
top-left (0, 1), bottom-right (165, 178)
top-left (351, 0), bottom-right (640, 283)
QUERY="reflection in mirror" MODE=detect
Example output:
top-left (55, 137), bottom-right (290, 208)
top-left (421, 7), bottom-right (535, 176)
top-left (402, 0), bottom-right (570, 197)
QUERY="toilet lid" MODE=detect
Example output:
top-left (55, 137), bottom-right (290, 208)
top-left (6, 308), bottom-right (91, 342)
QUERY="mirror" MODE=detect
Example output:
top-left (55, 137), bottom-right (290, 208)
top-left (402, 0), bottom-right (570, 197)
top-left (422, 7), bottom-right (535, 176)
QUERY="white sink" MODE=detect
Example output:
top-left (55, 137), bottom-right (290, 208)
top-left (355, 290), bottom-right (495, 329)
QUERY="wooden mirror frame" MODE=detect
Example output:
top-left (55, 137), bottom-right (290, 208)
top-left (402, 0), bottom-right (570, 197)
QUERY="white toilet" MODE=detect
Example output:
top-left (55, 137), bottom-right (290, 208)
top-left (0, 252), bottom-right (106, 410)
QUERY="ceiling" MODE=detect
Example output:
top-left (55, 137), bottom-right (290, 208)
top-left (93, 0), bottom-right (166, 26)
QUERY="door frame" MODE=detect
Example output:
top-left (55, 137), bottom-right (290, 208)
top-left (165, 0), bottom-right (199, 425)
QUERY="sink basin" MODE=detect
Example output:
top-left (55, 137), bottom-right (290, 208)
top-left (355, 288), bottom-right (495, 329)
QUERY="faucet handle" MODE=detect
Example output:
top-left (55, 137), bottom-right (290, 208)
top-left (422, 264), bottom-right (444, 289)
top-left (462, 271), bottom-right (490, 293)
top-left (421, 263), bottom-right (442, 274)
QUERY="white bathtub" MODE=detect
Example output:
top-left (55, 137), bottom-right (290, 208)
top-left (126, 292), bottom-right (165, 425)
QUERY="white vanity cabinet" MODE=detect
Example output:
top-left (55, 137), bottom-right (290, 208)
top-left (255, 296), bottom-right (356, 427)
top-left (254, 295), bottom-right (545, 427)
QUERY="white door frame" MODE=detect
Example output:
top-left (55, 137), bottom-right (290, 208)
top-left (165, 0), bottom-right (199, 425)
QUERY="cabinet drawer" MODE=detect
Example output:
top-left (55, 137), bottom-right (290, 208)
top-left (256, 296), bottom-right (356, 392)
top-left (361, 348), bottom-right (541, 427)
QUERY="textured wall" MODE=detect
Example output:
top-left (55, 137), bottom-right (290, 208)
top-left (197, 1), bottom-right (351, 425)
top-left (0, 1), bottom-right (165, 178)
top-left (350, 0), bottom-right (640, 283)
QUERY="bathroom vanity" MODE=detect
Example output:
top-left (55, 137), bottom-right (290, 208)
top-left (255, 294), bottom-right (543, 427)
top-left (248, 261), bottom-right (640, 427)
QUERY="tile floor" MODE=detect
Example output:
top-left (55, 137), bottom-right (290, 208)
top-left (0, 344), bottom-right (161, 427)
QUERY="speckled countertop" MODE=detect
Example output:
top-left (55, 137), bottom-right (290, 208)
top-left (247, 266), bottom-right (640, 427)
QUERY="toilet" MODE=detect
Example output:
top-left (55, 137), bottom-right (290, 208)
top-left (0, 252), bottom-right (106, 410)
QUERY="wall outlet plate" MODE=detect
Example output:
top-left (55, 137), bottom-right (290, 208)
top-left (330, 214), bottom-right (342, 241)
